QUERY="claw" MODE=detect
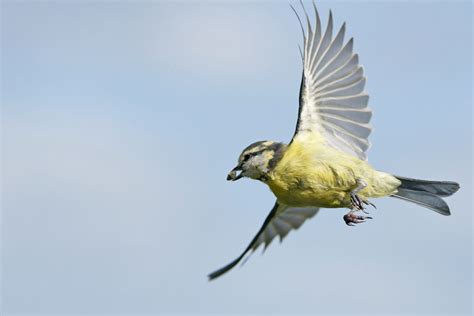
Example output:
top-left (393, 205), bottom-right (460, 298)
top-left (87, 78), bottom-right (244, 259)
top-left (343, 212), bottom-right (373, 226)
top-left (363, 200), bottom-right (377, 209)
top-left (350, 193), bottom-right (364, 211)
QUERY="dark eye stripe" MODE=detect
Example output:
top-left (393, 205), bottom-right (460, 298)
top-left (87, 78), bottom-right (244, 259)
top-left (243, 150), bottom-right (261, 161)
top-left (245, 149), bottom-right (265, 160)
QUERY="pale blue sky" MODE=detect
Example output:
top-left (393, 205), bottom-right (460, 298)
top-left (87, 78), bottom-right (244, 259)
top-left (1, 1), bottom-right (472, 315)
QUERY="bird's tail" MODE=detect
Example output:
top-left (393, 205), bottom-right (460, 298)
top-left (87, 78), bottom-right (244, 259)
top-left (391, 176), bottom-right (460, 216)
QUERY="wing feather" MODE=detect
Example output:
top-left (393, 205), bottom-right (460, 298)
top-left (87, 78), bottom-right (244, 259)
top-left (309, 11), bottom-right (333, 73)
top-left (318, 107), bottom-right (372, 124)
top-left (315, 38), bottom-right (354, 83)
top-left (317, 53), bottom-right (359, 88)
top-left (317, 94), bottom-right (369, 109)
top-left (291, 2), bottom-right (371, 161)
top-left (208, 202), bottom-right (319, 280)
top-left (316, 77), bottom-right (366, 99)
top-left (308, 3), bottom-right (322, 63)
top-left (314, 23), bottom-right (345, 76)
top-left (316, 67), bottom-right (364, 93)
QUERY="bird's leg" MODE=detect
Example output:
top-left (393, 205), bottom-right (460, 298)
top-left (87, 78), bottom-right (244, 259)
top-left (349, 178), bottom-right (368, 211)
top-left (344, 178), bottom-right (375, 226)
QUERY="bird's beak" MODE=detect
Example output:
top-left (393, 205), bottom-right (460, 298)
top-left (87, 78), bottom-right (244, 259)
top-left (227, 165), bottom-right (243, 181)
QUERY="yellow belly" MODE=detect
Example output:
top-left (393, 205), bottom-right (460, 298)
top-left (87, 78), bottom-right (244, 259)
top-left (268, 178), bottom-right (349, 208)
top-left (266, 136), bottom-right (400, 208)
top-left (267, 164), bottom-right (355, 208)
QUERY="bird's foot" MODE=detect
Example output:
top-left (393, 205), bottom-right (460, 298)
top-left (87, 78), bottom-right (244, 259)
top-left (343, 211), bottom-right (372, 226)
top-left (350, 193), bottom-right (376, 213)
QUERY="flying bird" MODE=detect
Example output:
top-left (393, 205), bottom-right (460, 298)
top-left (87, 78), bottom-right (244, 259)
top-left (208, 2), bottom-right (460, 280)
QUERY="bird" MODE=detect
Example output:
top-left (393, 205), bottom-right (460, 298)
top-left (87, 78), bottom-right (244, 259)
top-left (208, 1), bottom-right (460, 281)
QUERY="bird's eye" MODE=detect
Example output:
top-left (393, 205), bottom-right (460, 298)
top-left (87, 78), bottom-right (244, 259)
top-left (244, 154), bottom-right (251, 160)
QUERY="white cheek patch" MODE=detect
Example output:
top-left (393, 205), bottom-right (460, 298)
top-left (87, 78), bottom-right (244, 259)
top-left (243, 155), bottom-right (270, 179)
top-left (252, 155), bottom-right (269, 173)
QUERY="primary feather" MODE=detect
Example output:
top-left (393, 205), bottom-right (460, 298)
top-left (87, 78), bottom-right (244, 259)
top-left (292, 2), bottom-right (372, 161)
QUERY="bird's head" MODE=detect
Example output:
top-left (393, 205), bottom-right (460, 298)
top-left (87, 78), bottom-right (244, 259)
top-left (227, 141), bottom-right (286, 182)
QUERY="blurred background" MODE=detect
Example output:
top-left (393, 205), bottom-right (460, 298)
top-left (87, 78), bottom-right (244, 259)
top-left (1, 1), bottom-right (472, 315)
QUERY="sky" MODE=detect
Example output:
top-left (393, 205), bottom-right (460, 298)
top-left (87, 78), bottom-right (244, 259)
top-left (1, 1), bottom-right (472, 315)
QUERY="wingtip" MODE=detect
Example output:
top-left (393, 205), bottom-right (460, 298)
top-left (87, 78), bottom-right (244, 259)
top-left (207, 265), bottom-right (230, 281)
top-left (207, 271), bottom-right (222, 281)
top-left (312, 1), bottom-right (319, 17)
top-left (290, 3), bottom-right (306, 40)
top-left (207, 272), bottom-right (217, 281)
top-left (299, 0), bottom-right (313, 34)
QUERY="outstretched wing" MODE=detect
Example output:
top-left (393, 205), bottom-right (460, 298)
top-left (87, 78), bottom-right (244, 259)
top-left (208, 202), bottom-right (320, 280)
top-left (291, 2), bottom-right (372, 160)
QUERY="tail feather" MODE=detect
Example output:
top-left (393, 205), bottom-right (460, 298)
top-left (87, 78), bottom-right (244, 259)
top-left (391, 176), bottom-right (460, 216)
top-left (395, 176), bottom-right (460, 197)
top-left (392, 188), bottom-right (450, 215)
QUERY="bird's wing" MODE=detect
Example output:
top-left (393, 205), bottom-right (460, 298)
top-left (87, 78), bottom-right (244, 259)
top-left (208, 201), bottom-right (319, 280)
top-left (290, 2), bottom-right (372, 160)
